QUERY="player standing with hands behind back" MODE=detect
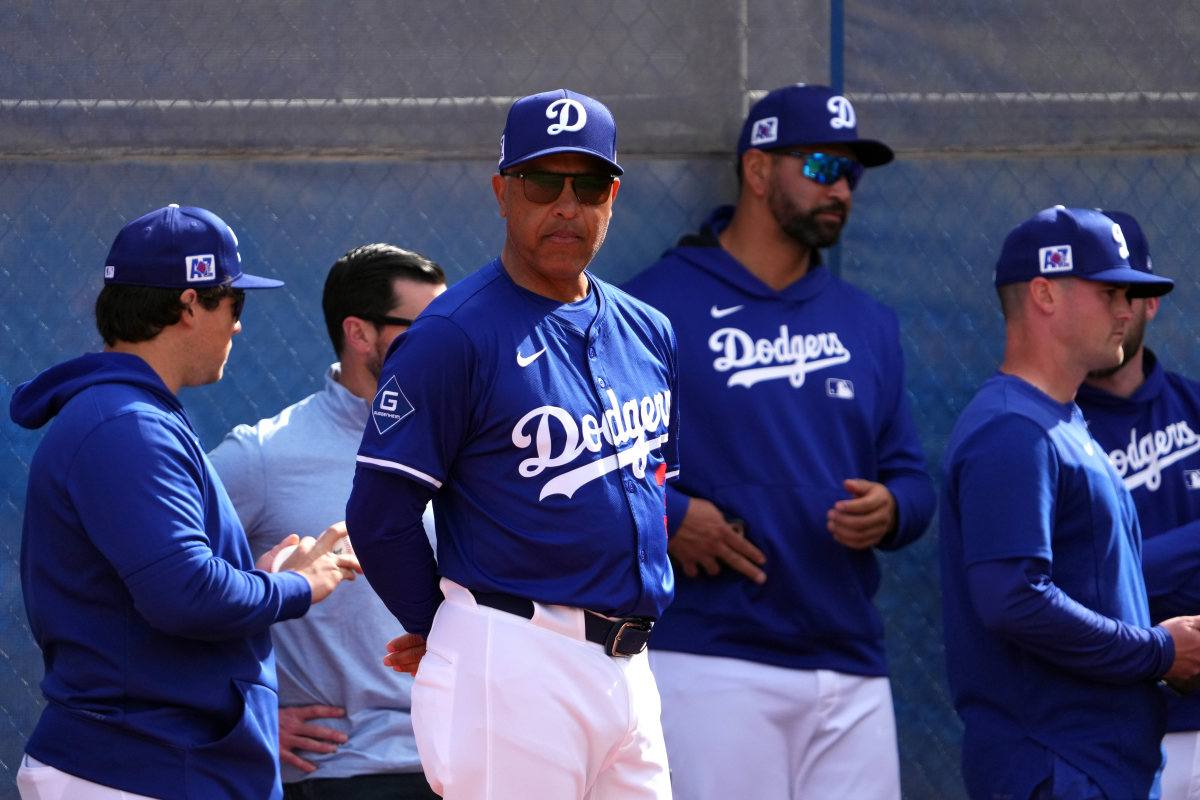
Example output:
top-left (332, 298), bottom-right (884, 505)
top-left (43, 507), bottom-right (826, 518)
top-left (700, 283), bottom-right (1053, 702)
top-left (624, 83), bottom-right (934, 800)
top-left (347, 89), bottom-right (679, 799)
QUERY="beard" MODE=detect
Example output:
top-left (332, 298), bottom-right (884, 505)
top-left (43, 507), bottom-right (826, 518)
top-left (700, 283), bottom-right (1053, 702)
top-left (1087, 317), bottom-right (1147, 379)
top-left (768, 180), bottom-right (848, 251)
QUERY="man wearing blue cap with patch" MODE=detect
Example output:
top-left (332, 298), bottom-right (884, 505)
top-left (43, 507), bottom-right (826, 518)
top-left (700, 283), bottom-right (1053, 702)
top-left (940, 206), bottom-right (1200, 799)
top-left (1075, 211), bottom-right (1200, 800)
top-left (623, 83), bottom-right (933, 799)
top-left (11, 204), bottom-right (361, 800)
top-left (347, 91), bottom-right (678, 798)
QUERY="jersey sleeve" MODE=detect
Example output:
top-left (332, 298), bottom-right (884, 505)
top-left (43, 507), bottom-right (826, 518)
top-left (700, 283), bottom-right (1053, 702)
top-left (356, 315), bottom-right (476, 489)
top-left (69, 412), bottom-right (310, 640)
top-left (663, 484), bottom-right (690, 534)
top-left (346, 466), bottom-right (441, 637)
top-left (968, 556), bottom-right (1173, 682)
top-left (1143, 519), bottom-right (1200, 622)
top-left (952, 414), bottom-right (1058, 566)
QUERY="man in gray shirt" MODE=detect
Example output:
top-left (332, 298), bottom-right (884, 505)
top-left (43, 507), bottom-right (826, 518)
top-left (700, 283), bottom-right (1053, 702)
top-left (210, 243), bottom-right (445, 799)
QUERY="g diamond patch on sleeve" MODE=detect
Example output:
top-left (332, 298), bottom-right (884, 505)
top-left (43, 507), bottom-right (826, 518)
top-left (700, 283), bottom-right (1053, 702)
top-left (372, 375), bottom-right (414, 434)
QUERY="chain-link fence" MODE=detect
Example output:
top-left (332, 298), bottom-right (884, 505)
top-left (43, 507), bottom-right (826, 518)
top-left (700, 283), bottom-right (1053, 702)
top-left (3, 2), bottom-right (1199, 797)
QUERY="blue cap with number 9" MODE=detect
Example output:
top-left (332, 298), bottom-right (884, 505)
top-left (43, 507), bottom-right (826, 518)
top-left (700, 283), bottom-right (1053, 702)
top-left (994, 206), bottom-right (1174, 298)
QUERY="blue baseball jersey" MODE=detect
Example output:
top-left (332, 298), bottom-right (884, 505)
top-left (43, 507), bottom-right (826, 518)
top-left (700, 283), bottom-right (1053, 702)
top-left (1078, 349), bottom-right (1200, 731)
top-left (622, 205), bottom-right (934, 676)
top-left (940, 373), bottom-right (1167, 799)
top-left (354, 259), bottom-right (679, 630)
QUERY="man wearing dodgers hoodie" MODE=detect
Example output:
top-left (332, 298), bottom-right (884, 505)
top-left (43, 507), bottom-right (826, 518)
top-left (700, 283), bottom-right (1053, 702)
top-left (10, 205), bottom-right (360, 800)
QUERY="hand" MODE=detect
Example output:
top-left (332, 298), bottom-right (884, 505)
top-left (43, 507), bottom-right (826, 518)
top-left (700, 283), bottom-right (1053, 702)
top-left (1161, 615), bottom-right (1200, 682)
top-left (385, 632), bottom-right (427, 676)
top-left (265, 522), bottom-right (363, 604)
top-left (278, 704), bottom-right (348, 773)
top-left (827, 479), bottom-right (898, 550)
top-left (667, 497), bottom-right (766, 583)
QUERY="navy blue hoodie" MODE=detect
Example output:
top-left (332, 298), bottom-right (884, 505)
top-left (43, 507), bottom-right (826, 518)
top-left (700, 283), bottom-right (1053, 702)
top-left (11, 352), bottom-right (312, 799)
top-left (623, 206), bottom-right (934, 675)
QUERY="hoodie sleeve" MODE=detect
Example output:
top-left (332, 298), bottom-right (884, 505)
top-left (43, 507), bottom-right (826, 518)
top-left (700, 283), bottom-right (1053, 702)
top-left (68, 408), bottom-right (310, 640)
top-left (1142, 519), bottom-right (1200, 622)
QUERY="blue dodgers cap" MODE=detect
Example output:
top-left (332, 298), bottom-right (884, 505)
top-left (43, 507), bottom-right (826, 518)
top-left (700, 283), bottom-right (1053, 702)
top-left (104, 204), bottom-right (284, 289)
top-left (498, 89), bottom-right (623, 175)
top-left (994, 206), bottom-right (1174, 298)
top-left (737, 83), bottom-right (894, 167)
top-left (1100, 209), bottom-right (1174, 296)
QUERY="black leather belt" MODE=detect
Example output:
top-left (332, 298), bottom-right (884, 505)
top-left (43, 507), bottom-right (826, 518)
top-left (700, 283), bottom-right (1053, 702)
top-left (472, 591), bottom-right (654, 658)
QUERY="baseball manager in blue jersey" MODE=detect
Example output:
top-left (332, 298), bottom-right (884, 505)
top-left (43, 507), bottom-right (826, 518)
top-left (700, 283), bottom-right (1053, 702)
top-left (1076, 211), bottom-right (1200, 800)
top-left (624, 83), bottom-right (934, 800)
top-left (347, 89), bottom-right (680, 799)
top-left (941, 205), bottom-right (1200, 799)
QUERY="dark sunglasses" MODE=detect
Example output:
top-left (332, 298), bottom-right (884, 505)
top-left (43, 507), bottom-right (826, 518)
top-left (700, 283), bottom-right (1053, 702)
top-left (502, 171), bottom-right (617, 205)
top-left (356, 313), bottom-right (415, 328)
top-left (774, 151), bottom-right (864, 190)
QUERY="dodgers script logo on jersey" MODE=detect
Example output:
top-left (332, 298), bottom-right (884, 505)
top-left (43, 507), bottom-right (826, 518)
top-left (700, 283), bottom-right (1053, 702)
top-left (512, 387), bottom-right (672, 500)
top-left (1105, 420), bottom-right (1200, 491)
top-left (709, 324), bottom-right (851, 388)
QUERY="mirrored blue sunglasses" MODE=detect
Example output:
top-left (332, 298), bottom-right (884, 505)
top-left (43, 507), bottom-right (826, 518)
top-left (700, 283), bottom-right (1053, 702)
top-left (774, 151), bottom-right (864, 190)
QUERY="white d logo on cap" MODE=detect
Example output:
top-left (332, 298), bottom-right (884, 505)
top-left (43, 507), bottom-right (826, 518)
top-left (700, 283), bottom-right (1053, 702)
top-left (546, 99), bottom-right (588, 135)
top-left (827, 96), bottom-right (856, 130)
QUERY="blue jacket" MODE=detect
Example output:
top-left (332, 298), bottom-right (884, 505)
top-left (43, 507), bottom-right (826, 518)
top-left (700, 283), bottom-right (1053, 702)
top-left (11, 352), bottom-right (312, 799)
top-left (941, 373), bottom-right (1168, 800)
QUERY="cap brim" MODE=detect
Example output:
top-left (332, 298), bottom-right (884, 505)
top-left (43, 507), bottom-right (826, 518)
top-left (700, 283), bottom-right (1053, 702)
top-left (849, 139), bottom-right (894, 167)
top-left (500, 146), bottom-right (623, 175)
top-left (1085, 266), bottom-right (1174, 298)
top-left (229, 272), bottom-right (285, 289)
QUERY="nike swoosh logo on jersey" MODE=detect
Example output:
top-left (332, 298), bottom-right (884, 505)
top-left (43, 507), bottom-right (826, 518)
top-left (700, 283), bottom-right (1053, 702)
top-left (710, 304), bottom-right (744, 319)
top-left (517, 348), bottom-right (547, 367)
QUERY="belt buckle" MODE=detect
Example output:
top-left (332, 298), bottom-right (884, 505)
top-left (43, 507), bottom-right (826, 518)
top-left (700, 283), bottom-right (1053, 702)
top-left (604, 618), bottom-right (652, 658)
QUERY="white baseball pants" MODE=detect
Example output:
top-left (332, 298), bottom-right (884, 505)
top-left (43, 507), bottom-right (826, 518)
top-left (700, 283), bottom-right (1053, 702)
top-left (413, 579), bottom-right (672, 799)
top-left (17, 755), bottom-right (160, 800)
top-left (649, 650), bottom-right (900, 800)
top-left (1162, 730), bottom-right (1200, 800)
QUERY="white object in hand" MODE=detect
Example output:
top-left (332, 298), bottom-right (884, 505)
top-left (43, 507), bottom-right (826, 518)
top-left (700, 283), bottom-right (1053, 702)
top-left (271, 544), bottom-right (298, 573)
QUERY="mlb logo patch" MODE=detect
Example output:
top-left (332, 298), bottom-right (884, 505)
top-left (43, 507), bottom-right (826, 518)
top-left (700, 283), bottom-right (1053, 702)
top-left (1185, 470), bottom-right (1200, 490)
top-left (826, 378), bottom-right (855, 399)
top-left (750, 116), bottom-right (779, 146)
top-left (104, 265), bottom-right (115, 279)
top-left (186, 254), bottom-right (216, 282)
top-left (1038, 245), bottom-right (1073, 274)
top-left (372, 375), bottom-right (414, 435)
